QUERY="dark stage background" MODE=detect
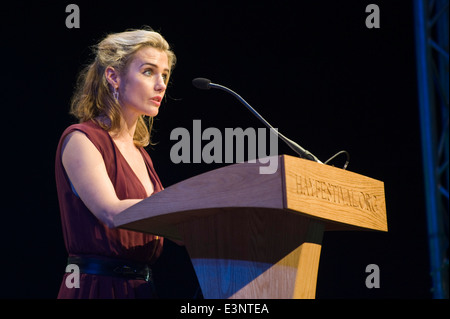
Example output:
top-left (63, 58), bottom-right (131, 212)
top-left (2, 0), bottom-right (432, 299)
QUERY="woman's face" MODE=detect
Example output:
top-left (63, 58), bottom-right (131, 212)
top-left (119, 46), bottom-right (170, 119)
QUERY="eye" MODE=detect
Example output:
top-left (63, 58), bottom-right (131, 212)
top-left (143, 69), bottom-right (153, 76)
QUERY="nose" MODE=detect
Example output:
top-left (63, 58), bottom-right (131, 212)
top-left (155, 75), bottom-right (167, 92)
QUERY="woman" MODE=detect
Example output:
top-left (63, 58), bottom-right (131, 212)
top-left (55, 28), bottom-right (176, 298)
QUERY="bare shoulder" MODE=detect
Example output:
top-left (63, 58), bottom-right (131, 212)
top-left (62, 130), bottom-right (91, 152)
top-left (61, 130), bottom-right (103, 169)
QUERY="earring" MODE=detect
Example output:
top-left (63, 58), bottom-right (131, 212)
top-left (113, 87), bottom-right (119, 101)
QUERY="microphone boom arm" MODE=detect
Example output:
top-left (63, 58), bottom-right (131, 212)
top-left (209, 82), bottom-right (322, 163)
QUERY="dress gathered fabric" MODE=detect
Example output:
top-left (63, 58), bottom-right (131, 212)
top-left (55, 120), bottom-right (164, 299)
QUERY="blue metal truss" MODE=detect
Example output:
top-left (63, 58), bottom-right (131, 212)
top-left (414, 0), bottom-right (449, 299)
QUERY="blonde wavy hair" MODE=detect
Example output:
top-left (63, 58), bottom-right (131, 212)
top-left (70, 28), bottom-right (176, 147)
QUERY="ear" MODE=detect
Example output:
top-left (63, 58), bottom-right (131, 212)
top-left (105, 66), bottom-right (121, 89)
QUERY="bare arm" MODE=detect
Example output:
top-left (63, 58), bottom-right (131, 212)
top-left (61, 131), bottom-right (141, 228)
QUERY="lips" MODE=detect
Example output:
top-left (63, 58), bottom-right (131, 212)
top-left (150, 96), bottom-right (162, 106)
top-left (150, 96), bottom-right (162, 102)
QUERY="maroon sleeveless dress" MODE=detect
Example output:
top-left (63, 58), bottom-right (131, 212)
top-left (55, 120), bottom-right (164, 298)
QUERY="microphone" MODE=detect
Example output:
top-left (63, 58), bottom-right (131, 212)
top-left (192, 78), bottom-right (322, 163)
top-left (192, 78), bottom-right (212, 90)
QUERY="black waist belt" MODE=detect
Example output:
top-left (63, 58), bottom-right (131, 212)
top-left (67, 256), bottom-right (152, 282)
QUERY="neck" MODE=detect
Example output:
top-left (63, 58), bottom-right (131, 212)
top-left (116, 117), bottom-right (138, 145)
top-left (106, 108), bottom-right (140, 146)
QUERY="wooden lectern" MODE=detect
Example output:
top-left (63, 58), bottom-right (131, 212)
top-left (114, 155), bottom-right (387, 299)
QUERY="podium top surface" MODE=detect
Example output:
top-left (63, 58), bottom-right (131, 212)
top-left (114, 155), bottom-right (387, 239)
